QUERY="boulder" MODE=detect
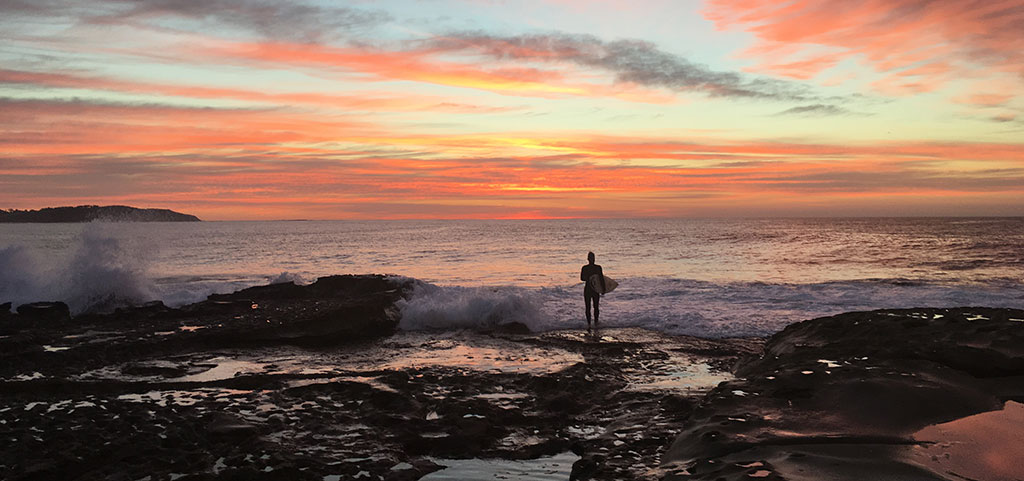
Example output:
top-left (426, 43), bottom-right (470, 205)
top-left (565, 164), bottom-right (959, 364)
top-left (16, 302), bottom-right (71, 322)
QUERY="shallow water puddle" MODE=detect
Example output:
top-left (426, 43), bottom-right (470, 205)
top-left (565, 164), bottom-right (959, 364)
top-left (166, 357), bottom-right (268, 382)
top-left (912, 400), bottom-right (1024, 481)
top-left (566, 424), bottom-right (604, 439)
top-left (116, 388), bottom-right (254, 407)
top-left (816, 359), bottom-right (841, 368)
top-left (626, 360), bottom-right (731, 393)
top-left (420, 452), bottom-right (579, 480)
top-left (380, 344), bottom-right (581, 374)
top-left (12, 372), bottom-right (44, 381)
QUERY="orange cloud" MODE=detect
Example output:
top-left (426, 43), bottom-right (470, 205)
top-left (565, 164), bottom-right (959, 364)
top-left (953, 93), bottom-right (1014, 108)
top-left (0, 68), bottom-right (520, 114)
top-left (705, 0), bottom-right (1024, 99)
top-left (191, 40), bottom-right (675, 103)
top-left (3, 96), bottom-right (1022, 219)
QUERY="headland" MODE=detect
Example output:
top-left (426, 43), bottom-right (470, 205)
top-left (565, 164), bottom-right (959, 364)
top-left (0, 205), bottom-right (200, 223)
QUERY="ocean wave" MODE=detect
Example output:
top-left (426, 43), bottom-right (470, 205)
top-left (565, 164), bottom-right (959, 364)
top-left (394, 276), bottom-right (1024, 338)
top-left (396, 282), bottom-right (552, 332)
top-left (3, 232), bottom-right (1023, 338)
top-left (0, 225), bottom-right (155, 314)
top-left (268, 271), bottom-right (309, 285)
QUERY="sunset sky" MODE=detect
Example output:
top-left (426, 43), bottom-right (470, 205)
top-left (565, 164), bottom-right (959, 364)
top-left (2, 0), bottom-right (1023, 219)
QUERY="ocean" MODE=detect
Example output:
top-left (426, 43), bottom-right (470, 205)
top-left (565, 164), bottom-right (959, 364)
top-left (1, 218), bottom-right (1022, 338)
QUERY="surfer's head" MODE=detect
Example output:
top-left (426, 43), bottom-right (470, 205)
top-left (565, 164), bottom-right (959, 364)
top-left (588, 251), bottom-right (595, 264)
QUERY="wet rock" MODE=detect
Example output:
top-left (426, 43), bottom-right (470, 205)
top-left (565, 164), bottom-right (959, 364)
top-left (663, 307), bottom-right (1024, 481)
top-left (16, 301), bottom-right (71, 322)
top-left (542, 392), bottom-right (585, 414)
top-left (493, 321), bottom-right (532, 334)
top-left (207, 413), bottom-right (259, 437)
top-left (570, 455), bottom-right (602, 480)
top-left (195, 275), bottom-right (414, 347)
top-left (384, 458), bottom-right (443, 481)
top-left (456, 417), bottom-right (491, 438)
top-left (0, 272), bottom-right (759, 481)
top-left (117, 300), bottom-right (169, 315)
top-left (266, 414), bottom-right (286, 427)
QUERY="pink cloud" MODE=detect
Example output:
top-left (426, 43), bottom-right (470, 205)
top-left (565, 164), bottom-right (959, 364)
top-left (705, 0), bottom-right (1024, 99)
top-left (0, 68), bottom-right (521, 114)
top-left (952, 92), bottom-right (1014, 108)
top-left (3, 96), bottom-right (1022, 219)
top-left (199, 40), bottom-right (673, 102)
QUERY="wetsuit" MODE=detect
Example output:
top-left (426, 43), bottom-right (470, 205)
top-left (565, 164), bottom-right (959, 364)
top-left (580, 263), bottom-right (605, 325)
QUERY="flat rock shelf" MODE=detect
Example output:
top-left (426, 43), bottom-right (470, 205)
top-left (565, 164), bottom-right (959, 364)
top-left (2, 275), bottom-right (1021, 481)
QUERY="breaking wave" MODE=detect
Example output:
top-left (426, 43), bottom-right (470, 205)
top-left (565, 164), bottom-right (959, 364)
top-left (396, 277), bottom-right (1024, 338)
top-left (0, 224), bottom-right (155, 314)
top-left (397, 282), bottom-right (553, 332)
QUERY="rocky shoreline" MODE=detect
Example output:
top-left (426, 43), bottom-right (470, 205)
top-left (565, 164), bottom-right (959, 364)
top-left (1, 275), bottom-right (1021, 480)
top-left (663, 307), bottom-right (1024, 481)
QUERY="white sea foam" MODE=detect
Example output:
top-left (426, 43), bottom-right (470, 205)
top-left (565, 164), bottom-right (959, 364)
top-left (396, 276), bottom-right (1024, 338)
top-left (268, 271), bottom-right (309, 285)
top-left (2, 218), bottom-right (1022, 336)
top-left (397, 282), bottom-right (553, 332)
top-left (62, 226), bottom-right (155, 313)
top-left (0, 244), bottom-right (46, 307)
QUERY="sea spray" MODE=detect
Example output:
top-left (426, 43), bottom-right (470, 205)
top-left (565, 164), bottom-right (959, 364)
top-left (0, 223), bottom-right (157, 314)
top-left (2, 218), bottom-right (1022, 335)
top-left (397, 276), bottom-right (1024, 338)
top-left (397, 282), bottom-right (552, 331)
top-left (0, 244), bottom-right (49, 308)
top-left (269, 271), bottom-right (309, 285)
top-left (61, 225), bottom-right (156, 313)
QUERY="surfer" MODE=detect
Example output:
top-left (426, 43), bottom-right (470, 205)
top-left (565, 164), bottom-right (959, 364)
top-left (580, 252), bottom-right (605, 330)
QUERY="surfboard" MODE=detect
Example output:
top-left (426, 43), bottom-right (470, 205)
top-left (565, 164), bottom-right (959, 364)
top-left (588, 274), bottom-right (618, 294)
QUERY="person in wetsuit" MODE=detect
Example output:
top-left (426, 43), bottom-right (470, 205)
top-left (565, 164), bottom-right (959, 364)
top-left (580, 251), bottom-right (606, 330)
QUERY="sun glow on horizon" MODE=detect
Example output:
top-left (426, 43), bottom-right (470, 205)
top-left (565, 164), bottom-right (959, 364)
top-left (1, 0), bottom-right (1022, 220)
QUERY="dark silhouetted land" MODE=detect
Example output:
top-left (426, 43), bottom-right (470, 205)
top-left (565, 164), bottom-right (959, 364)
top-left (0, 205), bottom-right (200, 223)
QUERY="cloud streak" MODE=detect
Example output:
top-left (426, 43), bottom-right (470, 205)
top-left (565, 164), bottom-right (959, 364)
top-left (3, 94), bottom-right (1021, 218)
top-left (426, 32), bottom-right (819, 101)
top-left (0, 0), bottom-right (392, 43)
top-left (774, 104), bottom-right (862, 117)
top-left (0, 68), bottom-right (519, 114)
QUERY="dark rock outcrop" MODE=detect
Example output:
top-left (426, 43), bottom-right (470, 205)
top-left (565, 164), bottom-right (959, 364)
top-left (0, 275), bottom-right (414, 380)
top-left (15, 302), bottom-right (71, 322)
top-left (0, 205), bottom-right (200, 222)
top-left (661, 307), bottom-right (1024, 481)
top-left (192, 275), bottom-right (414, 346)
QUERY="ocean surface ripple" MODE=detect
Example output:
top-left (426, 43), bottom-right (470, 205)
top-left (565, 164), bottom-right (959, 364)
top-left (2, 218), bottom-right (1022, 338)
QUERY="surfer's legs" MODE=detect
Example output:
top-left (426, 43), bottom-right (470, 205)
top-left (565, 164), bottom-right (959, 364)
top-left (592, 294), bottom-right (600, 324)
top-left (584, 290), bottom-right (595, 328)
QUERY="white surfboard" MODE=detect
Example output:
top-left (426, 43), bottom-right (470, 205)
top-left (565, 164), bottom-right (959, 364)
top-left (588, 274), bottom-right (618, 294)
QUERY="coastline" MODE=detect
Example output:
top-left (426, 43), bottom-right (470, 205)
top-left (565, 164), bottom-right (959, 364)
top-left (1, 275), bottom-right (1021, 480)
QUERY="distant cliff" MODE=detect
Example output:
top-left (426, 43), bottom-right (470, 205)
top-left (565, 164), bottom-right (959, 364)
top-left (0, 205), bottom-right (201, 223)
